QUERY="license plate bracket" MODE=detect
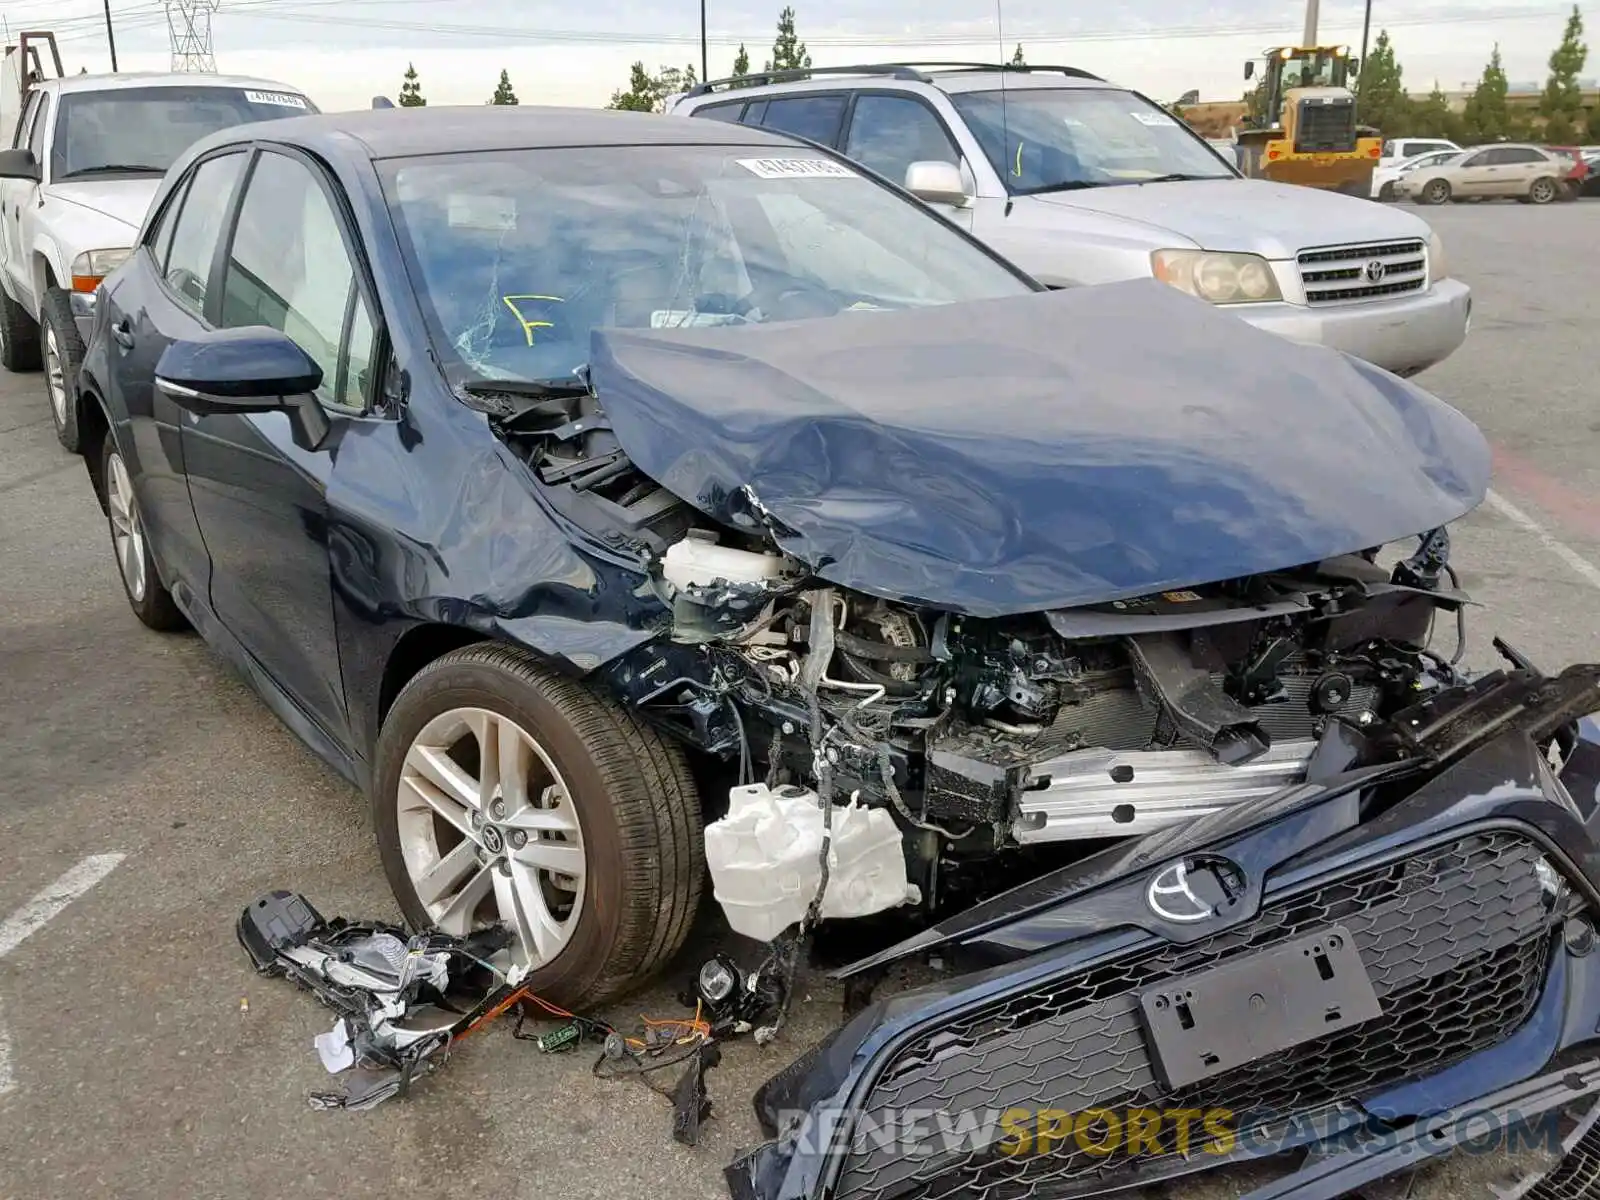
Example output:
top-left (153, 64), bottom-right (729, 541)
top-left (1137, 924), bottom-right (1381, 1090)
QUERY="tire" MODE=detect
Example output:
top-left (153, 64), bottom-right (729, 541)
top-left (1420, 178), bottom-right (1451, 205)
top-left (373, 643), bottom-right (705, 1007)
top-left (1528, 176), bottom-right (1558, 205)
top-left (100, 434), bottom-right (186, 631)
top-left (0, 283), bottom-right (40, 373)
top-left (1378, 181), bottom-right (1397, 201)
top-left (42, 287), bottom-right (85, 453)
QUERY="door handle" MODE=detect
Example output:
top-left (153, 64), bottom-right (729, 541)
top-left (110, 319), bottom-right (135, 349)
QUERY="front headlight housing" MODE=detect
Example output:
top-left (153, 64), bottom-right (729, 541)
top-left (70, 247), bottom-right (133, 292)
top-left (1427, 230), bottom-right (1449, 281)
top-left (1151, 248), bottom-right (1282, 304)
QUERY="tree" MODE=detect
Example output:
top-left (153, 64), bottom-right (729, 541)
top-left (765, 6), bottom-right (810, 73)
top-left (1589, 104), bottom-right (1600, 140)
top-left (1355, 30), bottom-right (1409, 134)
top-left (399, 62), bottom-right (425, 107)
top-left (490, 69), bottom-right (519, 106)
top-left (1540, 5), bottom-right (1587, 144)
top-left (1408, 82), bottom-right (1459, 141)
top-left (607, 61), bottom-right (659, 111)
top-left (1461, 44), bottom-right (1511, 142)
top-left (732, 43), bottom-right (750, 80)
top-left (655, 63), bottom-right (699, 101)
top-left (1010, 43), bottom-right (1026, 67)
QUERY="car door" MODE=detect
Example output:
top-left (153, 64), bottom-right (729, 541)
top-left (103, 149), bottom-right (250, 594)
top-left (1496, 147), bottom-right (1548, 194)
top-left (179, 145), bottom-right (377, 749)
top-left (841, 92), bottom-right (974, 230)
top-left (1450, 149), bottom-right (1497, 196)
top-left (1, 91), bottom-right (45, 305)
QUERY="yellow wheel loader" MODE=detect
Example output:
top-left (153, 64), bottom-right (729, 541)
top-left (1235, 45), bottom-right (1382, 196)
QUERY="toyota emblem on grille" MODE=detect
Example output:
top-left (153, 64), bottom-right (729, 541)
top-left (1363, 259), bottom-right (1388, 283)
top-left (1145, 856), bottom-right (1245, 924)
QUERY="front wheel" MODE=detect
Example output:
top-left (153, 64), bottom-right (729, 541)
top-left (1377, 180), bottom-right (1397, 201)
top-left (1420, 178), bottom-right (1452, 205)
top-left (101, 436), bottom-right (186, 631)
top-left (372, 644), bottom-right (705, 1007)
top-left (1528, 177), bottom-right (1558, 205)
top-left (42, 288), bottom-right (86, 452)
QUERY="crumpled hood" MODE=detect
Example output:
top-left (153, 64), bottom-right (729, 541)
top-left (589, 280), bottom-right (1489, 618)
top-left (1028, 178), bottom-right (1431, 257)
top-left (48, 179), bottom-right (161, 234)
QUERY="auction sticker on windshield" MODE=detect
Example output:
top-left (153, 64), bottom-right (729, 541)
top-left (1130, 111), bottom-right (1176, 126)
top-left (736, 158), bottom-right (856, 179)
top-left (244, 90), bottom-right (309, 108)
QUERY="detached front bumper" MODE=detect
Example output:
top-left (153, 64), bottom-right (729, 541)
top-left (730, 701), bottom-right (1600, 1200)
top-left (1236, 279), bottom-right (1472, 378)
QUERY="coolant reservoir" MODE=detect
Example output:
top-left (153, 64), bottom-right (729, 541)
top-left (663, 533), bottom-right (792, 589)
top-left (703, 784), bottom-right (919, 942)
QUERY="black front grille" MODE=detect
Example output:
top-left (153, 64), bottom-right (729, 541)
top-left (834, 832), bottom-right (1554, 1200)
top-left (1294, 98), bottom-right (1357, 152)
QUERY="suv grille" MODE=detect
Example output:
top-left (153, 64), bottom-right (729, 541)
top-left (833, 831), bottom-right (1554, 1200)
top-left (1298, 238), bottom-right (1427, 305)
top-left (1295, 97), bottom-right (1357, 153)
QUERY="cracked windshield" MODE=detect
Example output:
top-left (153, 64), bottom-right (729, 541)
top-left (381, 144), bottom-right (1031, 386)
top-left (950, 87), bottom-right (1237, 193)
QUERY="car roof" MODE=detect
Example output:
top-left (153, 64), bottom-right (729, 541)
top-left (46, 71), bottom-right (307, 96)
top-left (683, 67), bottom-right (1117, 105)
top-left (217, 105), bottom-right (813, 162)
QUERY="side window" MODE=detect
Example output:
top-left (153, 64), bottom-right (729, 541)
top-left (145, 176), bottom-right (192, 273)
top-left (844, 95), bottom-right (960, 186)
top-left (163, 152), bottom-right (247, 316)
top-left (13, 92), bottom-right (38, 150)
top-left (1458, 151), bottom-right (1488, 168)
top-left (1506, 148), bottom-right (1544, 164)
top-left (26, 95), bottom-right (49, 163)
top-left (693, 101), bottom-right (746, 123)
top-left (219, 151), bottom-right (375, 411)
top-left (759, 95), bottom-right (846, 146)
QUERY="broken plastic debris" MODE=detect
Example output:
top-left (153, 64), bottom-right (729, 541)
top-left (314, 1018), bottom-right (356, 1073)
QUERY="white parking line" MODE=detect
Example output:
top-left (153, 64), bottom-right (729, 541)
top-left (1485, 488), bottom-right (1600, 594)
top-left (0, 853), bottom-right (125, 1095)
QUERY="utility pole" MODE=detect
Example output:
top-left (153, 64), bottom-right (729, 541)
top-left (699, 0), bottom-right (708, 83)
top-left (1302, 0), bottom-right (1319, 46)
top-left (103, 0), bottom-right (119, 71)
top-left (1357, 0), bottom-right (1373, 75)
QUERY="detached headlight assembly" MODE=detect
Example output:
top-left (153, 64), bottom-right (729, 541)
top-left (1427, 230), bottom-right (1449, 281)
top-left (1151, 248), bottom-right (1282, 304)
top-left (70, 247), bottom-right (133, 293)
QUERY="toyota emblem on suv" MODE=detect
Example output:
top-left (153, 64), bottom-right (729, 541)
top-left (1364, 259), bottom-right (1388, 283)
top-left (1145, 856), bottom-right (1246, 924)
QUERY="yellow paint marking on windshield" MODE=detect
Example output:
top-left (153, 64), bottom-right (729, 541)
top-left (502, 294), bottom-right (565, 346)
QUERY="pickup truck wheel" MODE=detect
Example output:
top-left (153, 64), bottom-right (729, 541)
top-left (1528, 177), bottom-right (1558, 205)
top-left (372, 644), bottom-right (705, 1007)
top-left (0, 286), bottom-right (41, 373)
top-left (1420, 178), bottom-right (1452, 205)
top-left (42, 288), bottom-right (85, 452)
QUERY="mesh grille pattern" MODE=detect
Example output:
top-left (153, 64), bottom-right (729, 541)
top-left (835, 832), bottom-right (1554, 1200)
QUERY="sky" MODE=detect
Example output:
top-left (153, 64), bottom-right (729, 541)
top-left (12, 0), bottom-right (1590, 112)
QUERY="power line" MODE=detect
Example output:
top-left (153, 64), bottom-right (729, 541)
top-left (167, 0), bottom-right (220, 72)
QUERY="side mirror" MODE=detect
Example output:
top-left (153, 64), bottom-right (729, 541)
top-left (903, 160), bottom-right (968, 208)
top-left (1244, 60), bottom-right (1255, 80)
top-left (0, 148), bottom-right (41, 182)
top-left (372, 95), bottom-right (395, 109)
top-left (155, 326), bottom-right (331, 452)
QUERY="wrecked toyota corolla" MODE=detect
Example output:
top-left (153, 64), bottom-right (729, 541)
top-left (78, 108), bottom-right (1600, 1198)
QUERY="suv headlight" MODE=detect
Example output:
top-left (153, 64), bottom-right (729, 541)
top-left (1427, 230), bottom-right (1449, 281)
top-left (1151, 249), bottom-right (1282, 304)
top-left (70, 248), bottom-right (132, 292)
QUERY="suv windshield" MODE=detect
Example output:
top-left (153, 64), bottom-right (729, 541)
top-left (950, 87), bottom-right (1237, 194)
top-left (50, 86), bottom-right (313, 179)
top-left (381, 145), bottom-right (1036, 387)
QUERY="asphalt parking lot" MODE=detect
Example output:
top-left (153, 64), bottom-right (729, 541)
top-left (2, 201), bottom-right (1599, 1200)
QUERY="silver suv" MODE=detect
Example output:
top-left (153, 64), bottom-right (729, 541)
top-left (667, 63), bottom-right (1471, 377)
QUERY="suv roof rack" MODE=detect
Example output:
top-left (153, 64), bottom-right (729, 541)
top-left (682, 60), bottom-right (1102, 98)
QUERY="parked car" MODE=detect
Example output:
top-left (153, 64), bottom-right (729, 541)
top-left (1371, 147), bottom-right (1463, 200)
top-left (1581, 149), bottom-right (1600, 196)
top-left (1378, 135), bottom-right (1461, 166)
top-left (0, 30), bottom-right (315, 452)
top-left (667, 63), bottom-right (1471, 378)
top-left (73, 109), bottom-right (1600, 1200)
top-left (1399, 142), bottom-right (1574, 205)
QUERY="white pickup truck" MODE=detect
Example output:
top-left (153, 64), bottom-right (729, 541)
top-left (0, 31), bottom-right (315, 451)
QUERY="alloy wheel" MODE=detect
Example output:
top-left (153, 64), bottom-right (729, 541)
top-left (106, 451), bottom-right (147, 602)
top-left (1531, 179), bottom-right (1555, 203)
top-left (44, 323), bottom-right (67, 428)
top-left (397, 706), bottom-right (586, 971)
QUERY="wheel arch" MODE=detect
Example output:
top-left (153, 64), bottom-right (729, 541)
top-left (75, 383), bottom-right (112, 513)
top-left (375, 622), bottom-right (492, 728)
